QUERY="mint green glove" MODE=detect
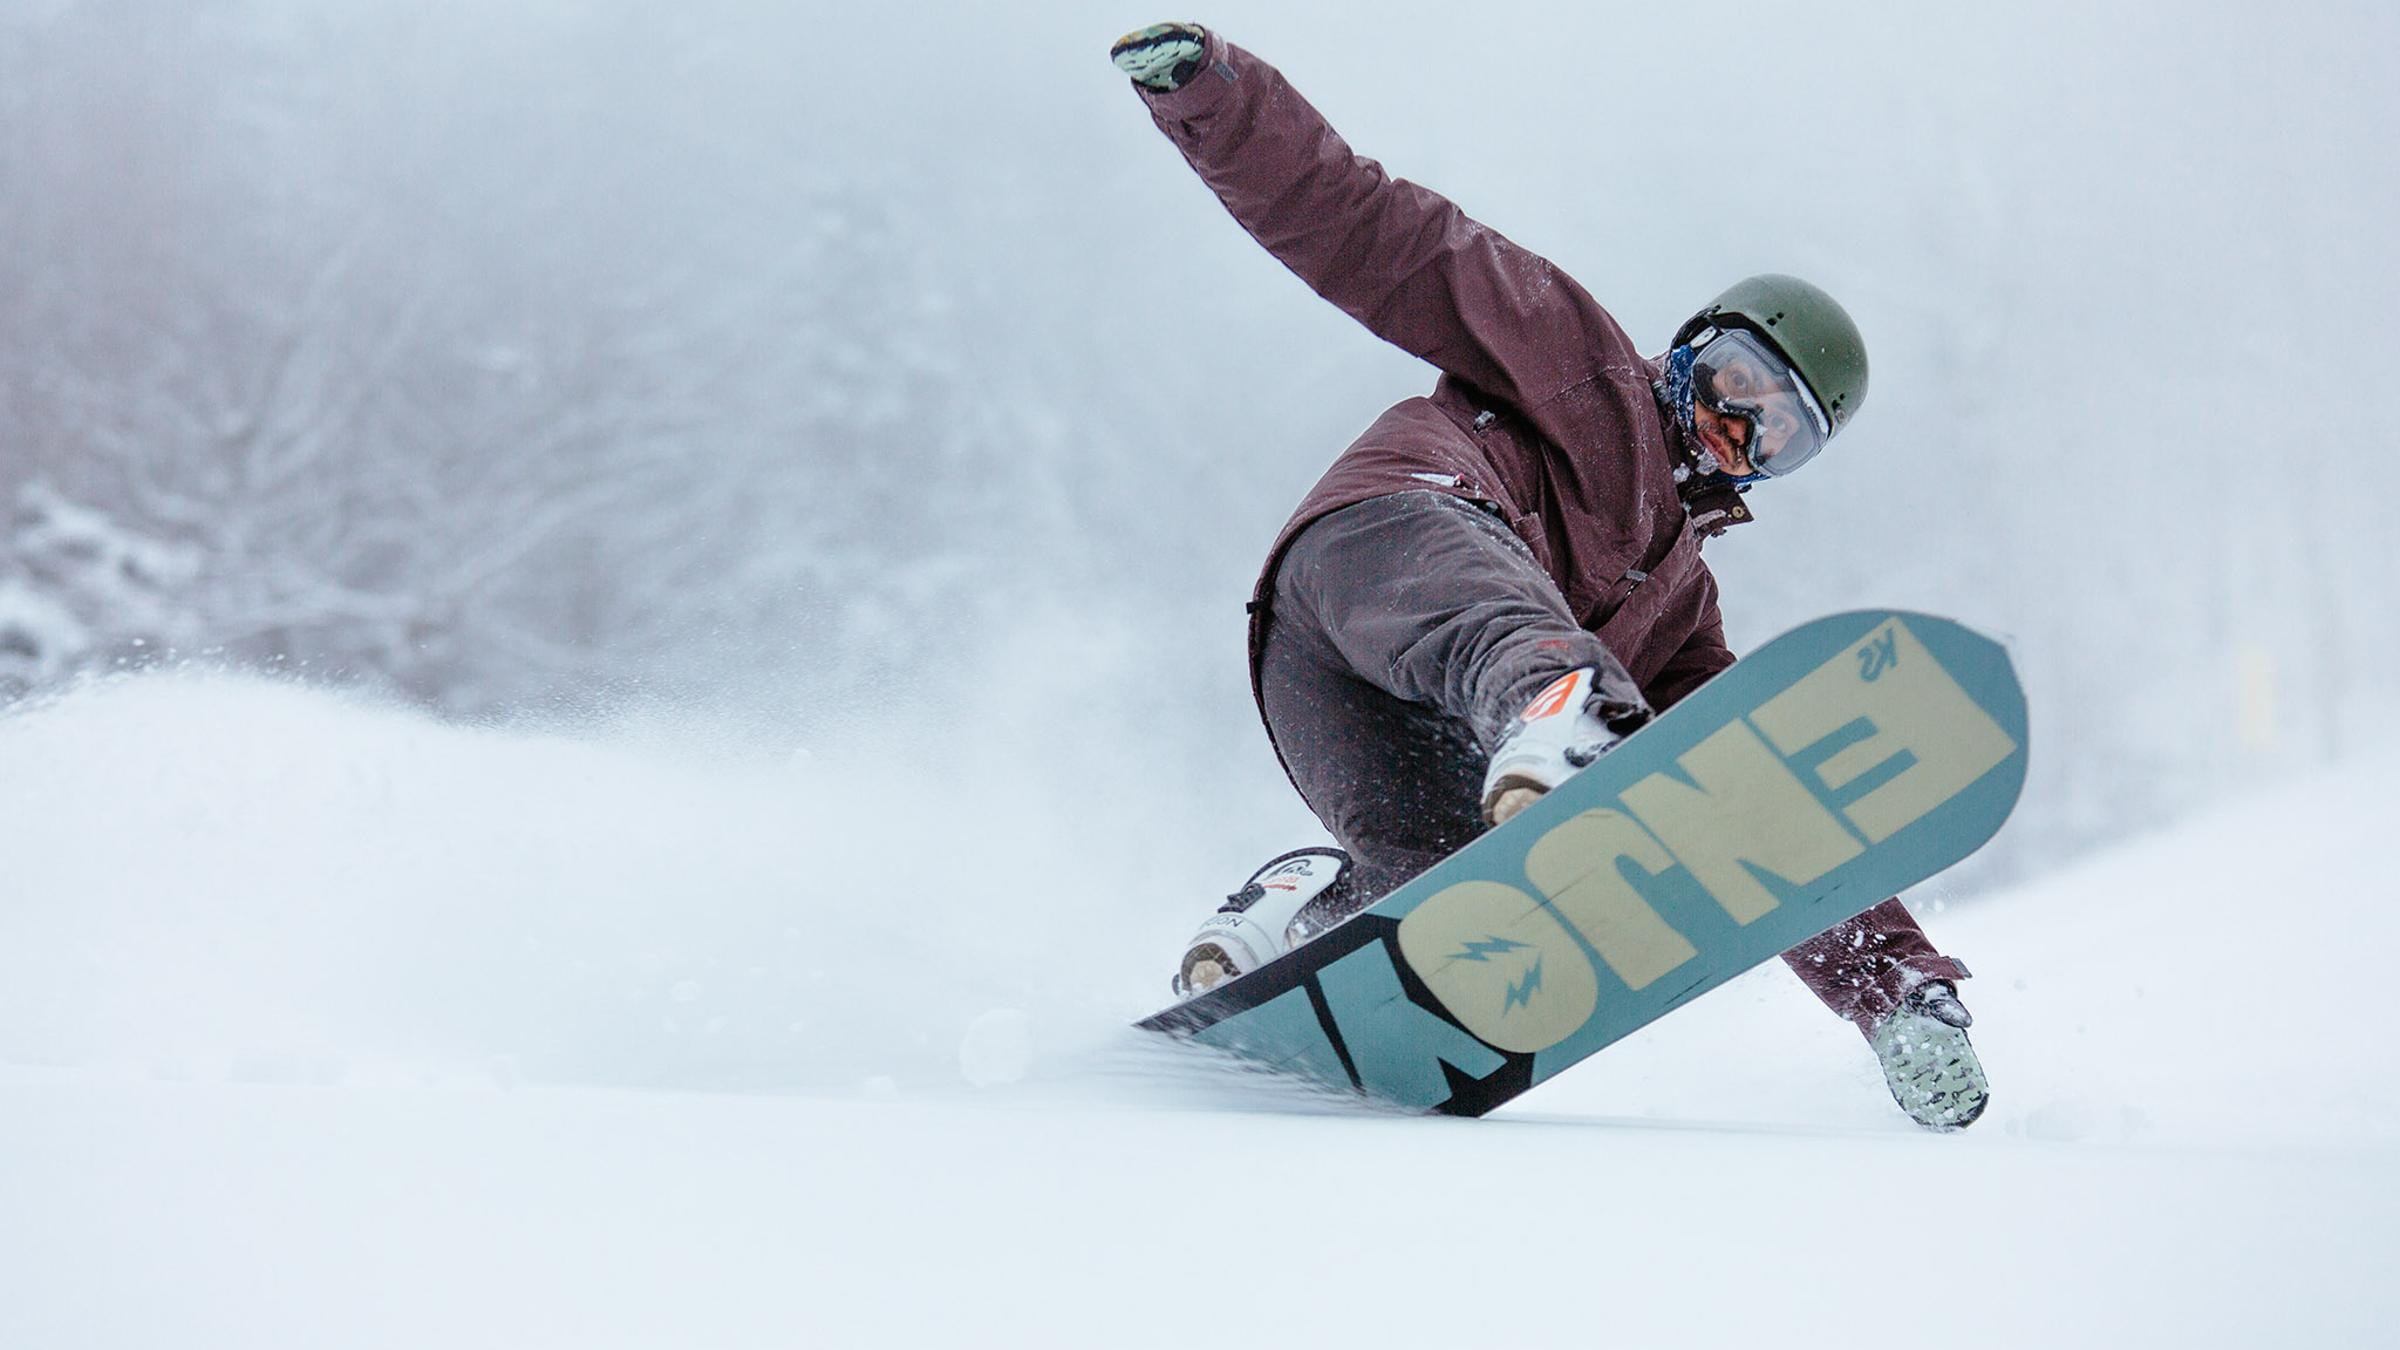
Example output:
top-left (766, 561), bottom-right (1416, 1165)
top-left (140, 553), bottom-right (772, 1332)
top-left (1110, 23), bottom-right (1207, 92)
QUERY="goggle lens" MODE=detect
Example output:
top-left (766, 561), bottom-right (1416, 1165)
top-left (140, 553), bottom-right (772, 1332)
top-left (1691, 329), bottom-right (1830, 477)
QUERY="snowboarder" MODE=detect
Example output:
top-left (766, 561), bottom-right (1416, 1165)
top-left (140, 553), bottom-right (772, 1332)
top-left (1112, 23), bottom-right (1986, 1129)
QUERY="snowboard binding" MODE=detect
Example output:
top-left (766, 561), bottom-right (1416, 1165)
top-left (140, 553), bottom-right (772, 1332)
top-left (1174, 847), bottom-right (1357, 998)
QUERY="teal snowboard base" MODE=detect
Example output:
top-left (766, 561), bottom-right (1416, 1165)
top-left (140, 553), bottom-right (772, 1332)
top-left (1140, 610), bottom-right (2028, 1116)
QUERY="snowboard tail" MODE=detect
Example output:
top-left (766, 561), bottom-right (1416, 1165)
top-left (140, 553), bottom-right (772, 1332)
top-left (1139, 610), bottom-right (2028, 1116)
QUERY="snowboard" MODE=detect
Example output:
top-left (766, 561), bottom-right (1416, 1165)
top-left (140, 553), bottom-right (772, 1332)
top-left (1139, 610), bottom-right (2028, 1116)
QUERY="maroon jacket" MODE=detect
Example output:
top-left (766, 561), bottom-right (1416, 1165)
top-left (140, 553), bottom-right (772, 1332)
top-left (1135, 34), bottom-right (1749, 717)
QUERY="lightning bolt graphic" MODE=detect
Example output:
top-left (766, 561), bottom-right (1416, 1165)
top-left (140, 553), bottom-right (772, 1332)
top-left (1448, 935), bottom-right (1531, 963)
top-left (1503, 959), bottom-right (1545, 1013)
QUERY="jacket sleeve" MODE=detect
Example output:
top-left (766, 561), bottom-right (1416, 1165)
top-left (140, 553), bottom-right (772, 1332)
top-left (1134, 32), bottom-right (1641, 422)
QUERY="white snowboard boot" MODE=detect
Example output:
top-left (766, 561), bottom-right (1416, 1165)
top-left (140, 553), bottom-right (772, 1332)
top-left (1173, 847), bottom-right (1355, 999)
top-left (1480, 667), bottom-right (1635, 825)
top-left (1871, 980), bottom-right (1990, 1131)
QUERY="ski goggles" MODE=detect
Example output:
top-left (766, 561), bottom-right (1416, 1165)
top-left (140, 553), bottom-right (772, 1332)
top-left (1691, 328), bottom-right (1832, 477)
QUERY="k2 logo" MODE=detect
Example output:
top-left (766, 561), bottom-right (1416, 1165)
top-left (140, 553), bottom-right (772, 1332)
top-left (1857, 628), bottom-right (1901, 682)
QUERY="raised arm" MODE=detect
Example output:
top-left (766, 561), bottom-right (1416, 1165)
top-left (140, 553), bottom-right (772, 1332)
top-left (1114, 25), bottom-right (1641, 417)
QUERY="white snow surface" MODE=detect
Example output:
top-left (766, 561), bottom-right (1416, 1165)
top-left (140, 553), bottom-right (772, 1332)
top-left (2, 674), bottom-right (2395, 1348)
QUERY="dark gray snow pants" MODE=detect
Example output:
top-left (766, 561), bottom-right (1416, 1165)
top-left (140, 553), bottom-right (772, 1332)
top-left (1257, 492), bottom-right (1967, 1034)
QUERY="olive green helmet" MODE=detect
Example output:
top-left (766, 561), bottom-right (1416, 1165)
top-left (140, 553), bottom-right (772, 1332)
top-left (1674, 274), bottom-right (1868, 435)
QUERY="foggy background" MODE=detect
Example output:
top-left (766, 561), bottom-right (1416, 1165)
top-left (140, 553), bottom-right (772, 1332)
top-left (4, 0), bottom-right (2395, 892)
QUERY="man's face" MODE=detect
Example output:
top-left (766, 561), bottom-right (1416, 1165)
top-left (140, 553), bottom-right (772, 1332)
top-left (1691, 399), bottom-right (1760, 477)
top-left (1689, 330), bottom-right (1828, 478)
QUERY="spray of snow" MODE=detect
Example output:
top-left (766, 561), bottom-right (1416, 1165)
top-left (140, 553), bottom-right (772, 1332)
top-left (0, 669), bottom-right (1289, 1101)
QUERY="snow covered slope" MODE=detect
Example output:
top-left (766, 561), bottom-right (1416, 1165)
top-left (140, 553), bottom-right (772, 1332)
top-left (2, 676), bottom-right (2394, 1347)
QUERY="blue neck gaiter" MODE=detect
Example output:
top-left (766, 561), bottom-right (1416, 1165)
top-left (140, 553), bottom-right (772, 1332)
top-left (1656, 343), bottom-right (1700, 433)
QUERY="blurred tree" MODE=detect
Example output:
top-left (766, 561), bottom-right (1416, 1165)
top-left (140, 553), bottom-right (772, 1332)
top-left (0, 0), bottom-right (1025, 718)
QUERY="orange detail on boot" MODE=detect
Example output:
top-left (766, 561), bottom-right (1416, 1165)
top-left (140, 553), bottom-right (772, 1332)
top-left (1522, 670), bottom-right (1583, 722)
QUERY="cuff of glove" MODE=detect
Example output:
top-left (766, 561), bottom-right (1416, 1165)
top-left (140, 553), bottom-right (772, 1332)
top-left (1132, 28), bottom-right (1238, 114)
